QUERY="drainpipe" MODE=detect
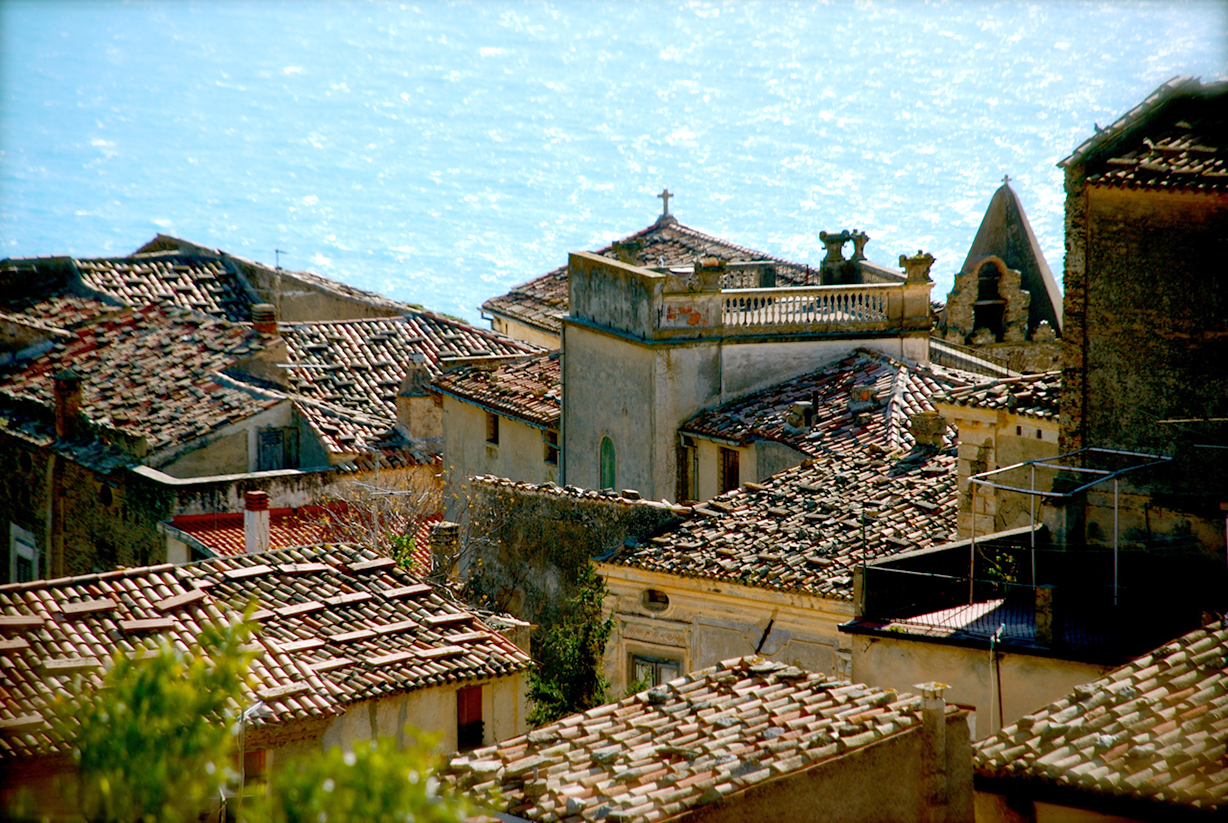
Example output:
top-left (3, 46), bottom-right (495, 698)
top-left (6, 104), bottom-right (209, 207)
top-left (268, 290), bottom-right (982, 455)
top-left (989, 623), bottom-right (1005, 736)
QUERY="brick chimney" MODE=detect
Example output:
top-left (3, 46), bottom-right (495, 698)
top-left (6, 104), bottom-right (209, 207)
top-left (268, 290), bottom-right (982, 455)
top-left (429, 520), bottom-right (460, 578)
top-left (251, 303), bottom-right (278, 335)
top-left (243, 490), bottom-right (270, 554)
top-left (52, 370), bottom-right (84, 441)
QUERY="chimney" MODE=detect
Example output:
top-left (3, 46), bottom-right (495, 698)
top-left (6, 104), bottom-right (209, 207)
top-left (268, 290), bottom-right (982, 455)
top-left (430, 520), bottom-right (461, 578)
top-left (244, 490), bottom-right (270, 554)
top-left (53, 369), bottom-right (84, 441)
top-left (910, 411), bottom-right (948, 448)
top-left (915, 682), bottom-right (950, 823)
top-left (251, 303), bottom-right (278, 335)
top-left (396, 353), bottom-right (442, 439)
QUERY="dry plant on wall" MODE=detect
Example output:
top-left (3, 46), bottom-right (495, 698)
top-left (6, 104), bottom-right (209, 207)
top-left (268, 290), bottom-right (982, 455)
top-left (307, 462), bottom-right (445, 578)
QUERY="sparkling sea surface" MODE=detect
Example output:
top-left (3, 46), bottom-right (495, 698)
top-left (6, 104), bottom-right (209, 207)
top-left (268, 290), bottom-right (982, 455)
top-left (2, 1), bottom-right (1225, 324)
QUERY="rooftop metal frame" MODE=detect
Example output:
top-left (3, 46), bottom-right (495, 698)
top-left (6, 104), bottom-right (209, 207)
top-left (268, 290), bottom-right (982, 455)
top-left (967, 446), bottom-right (1173, 605)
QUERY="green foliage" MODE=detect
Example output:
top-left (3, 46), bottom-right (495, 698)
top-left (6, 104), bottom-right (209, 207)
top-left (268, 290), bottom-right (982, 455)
top-left (51, 613), bottom-right (257, 823)
top-left (526, 562), bottom-right (615, 727)
top-left (389, 532), bottom-right (419, 574)
top-left (244, 736), bottom-right (471, 823)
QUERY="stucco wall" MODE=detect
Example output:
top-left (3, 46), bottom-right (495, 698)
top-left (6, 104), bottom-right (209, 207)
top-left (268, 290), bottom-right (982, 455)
top-left (441, 396), bottom-right (557, 489)
top-left (680, 713), bottom-right (972, 823)
top-left (601, 565), bottom-right (856, 693)
top-left (848, 633), bottom-right (1113, 740)
top-left (488, 315), bottom-right (561, 350)
top-left (155, 402), bottom-right (297, 478)
top-left (319, 675), bottom-right (527, 754)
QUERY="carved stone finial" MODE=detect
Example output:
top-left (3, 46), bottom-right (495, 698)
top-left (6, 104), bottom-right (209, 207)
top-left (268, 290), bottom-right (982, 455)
top-left (850, 230), bottom-right (869, 262)
top-left (820, 230), bottom-right (852, 264)
top-left (612, 239), bottom-right (644, 265)
top-left (899, 250), bottom-right (935, 283)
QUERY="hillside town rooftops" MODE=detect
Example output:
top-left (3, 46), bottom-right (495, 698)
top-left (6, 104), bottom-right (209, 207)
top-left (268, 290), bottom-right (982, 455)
top-left (0, 544), bottom-right (530, 764)
top-left (0, 303), bottom-right (282, 454)
top-left (680, 349), bottom-right (982, 457)
top-left (974, 620), bottom-right (1228, 815)
top-left (445, 656), bottom-right (963, 823)
top-left (432, 352), bottom-right (561, 428)
top-left (278, 314), bottom-right (540, 424)
top-left (482, 219), bottom-right (825, 337)
top-left (933, 371), bottom-right (1061, 421)
top-left (1061, 76), bottom-right (1228, 193)
top-left (608, 448), bottom-right (958, 600)
top-left (75, 252), bottom-right (258, 323)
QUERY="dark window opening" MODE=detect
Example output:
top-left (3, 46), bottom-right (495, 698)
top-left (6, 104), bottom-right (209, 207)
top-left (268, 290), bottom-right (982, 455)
top-left (631, 655), bottom-right (681, 689)
top-left (100, 485), bottom-right (113, 507)
top-left (457, 685), bottom-right (484, 752)
top-left (485, 412), bottom-right (500, 445)
top-left (600, 437), bottom-right (616, 490)
top-left (1036, 429), bottom-right (1043, 439)
top-left (1016, 425), bottom-right (1022, 436)
top-left (677, 437), bottom-right (697, 503)
top-left (973, 263), bottom-right (1006, 341)
top-left (544, 428), bottom-right (559, 465)
top-left (258, 428), bottom-right (287, 471)
top-left (642, 589), bottom-right (670, 612)
top-left (718, 447), bottom-right (740, 494)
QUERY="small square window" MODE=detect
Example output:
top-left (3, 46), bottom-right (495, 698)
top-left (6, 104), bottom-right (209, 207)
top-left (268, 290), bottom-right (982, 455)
top-left (485, 412), bottom-right (500, 445)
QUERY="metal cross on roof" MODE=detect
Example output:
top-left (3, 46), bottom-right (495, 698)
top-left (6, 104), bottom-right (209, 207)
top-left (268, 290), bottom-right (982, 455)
top-left (657, 188), bottom-right (673, 217)
top-left (1002, 174), bottom-right (1011, 185)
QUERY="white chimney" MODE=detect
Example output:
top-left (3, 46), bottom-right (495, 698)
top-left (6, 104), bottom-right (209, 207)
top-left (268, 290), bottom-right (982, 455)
top-left (244, 490), bottom-right (270, 554)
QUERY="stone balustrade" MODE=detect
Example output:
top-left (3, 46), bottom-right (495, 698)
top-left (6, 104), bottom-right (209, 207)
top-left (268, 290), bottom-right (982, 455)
top-left (722, 283), bottom-right (893, 330)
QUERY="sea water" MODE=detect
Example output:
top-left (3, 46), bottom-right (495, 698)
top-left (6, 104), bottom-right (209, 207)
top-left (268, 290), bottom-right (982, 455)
top-left (2, 0), bottom-right (1225, 323)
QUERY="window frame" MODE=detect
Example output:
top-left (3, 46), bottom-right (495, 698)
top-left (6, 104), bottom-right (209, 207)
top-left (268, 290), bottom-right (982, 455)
top-left (9, 523), bottom-right (38, 584)
top-left (630, 654), bottom-right (681, 689)
top-left (718, 446), bottom-right (740, 494)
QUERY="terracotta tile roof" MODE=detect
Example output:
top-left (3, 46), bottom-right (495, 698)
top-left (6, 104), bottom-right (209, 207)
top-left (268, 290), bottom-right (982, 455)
top-left (0, 544), bottom-right (530, 764)
top-left (433, 353), bottom-right (561, 428)
top-left (444, 656), bottom-right (957, 822)
top-left (0, 304), bottom-right (282, 454)
top-left (608, 448), bottom-right (958, 600)
top-left (133, 233), bottom-right (413, 316)
top-left (974, 620), bottom-right (1228, 814)
top-left (74, 252), bottom-right (256, 323)
top-left (681, 349), bottom-right (984, 457)
top-left (933, 371), bottom-right (1061, 421)
top-left (166, 505), bottom-right (347, 557)
top-left (279, 314), bottom-right (540, 424)
top-left (482, 220), bottom-right (825, 337)
top-left (1062, 76), bottom-right (1228, 193)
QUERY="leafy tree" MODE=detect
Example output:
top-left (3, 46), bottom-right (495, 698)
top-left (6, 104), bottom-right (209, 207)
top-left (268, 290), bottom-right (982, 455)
top-left (51, 613), bottom-right (257, 823)
top-left (244, 736), bottom-right (471, 823)
top-left (526, 562), bottom-right (615, 727)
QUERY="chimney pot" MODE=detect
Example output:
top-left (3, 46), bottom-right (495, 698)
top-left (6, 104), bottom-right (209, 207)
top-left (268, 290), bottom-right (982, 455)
top-left (251, 303), bottom-right (278, 335)
top-left (244, 490), bottom-right (271, 554)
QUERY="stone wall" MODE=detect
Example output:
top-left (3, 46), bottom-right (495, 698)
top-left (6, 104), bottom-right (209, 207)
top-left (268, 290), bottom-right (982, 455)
top-left (459, 476), bottom-right (684, 624)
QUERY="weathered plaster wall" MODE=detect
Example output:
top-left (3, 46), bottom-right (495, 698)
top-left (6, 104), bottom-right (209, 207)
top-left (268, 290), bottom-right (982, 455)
top-left (319, 675), bottom-right (527, 755)
top-left (680, 713), bottom-right (972, 823)
top-left (848, 633), bottom-right (1112, 740)
top-left (600, 565), bottom-right (855, 694)
top-left (488, 315), bottom-right (561, 350)
top-left (441, 396), bottom-right (557, 489)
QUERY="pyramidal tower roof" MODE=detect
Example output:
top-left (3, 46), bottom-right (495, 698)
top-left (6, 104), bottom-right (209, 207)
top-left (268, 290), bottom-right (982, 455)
top-left (961, 179), bottom-right (1063, 334)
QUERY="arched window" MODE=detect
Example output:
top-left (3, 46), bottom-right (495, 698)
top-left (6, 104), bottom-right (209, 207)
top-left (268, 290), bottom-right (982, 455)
top-left (600, 437), bottom-right (616, 490)
top-left (973, 261), bottom-right (1006, 341)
